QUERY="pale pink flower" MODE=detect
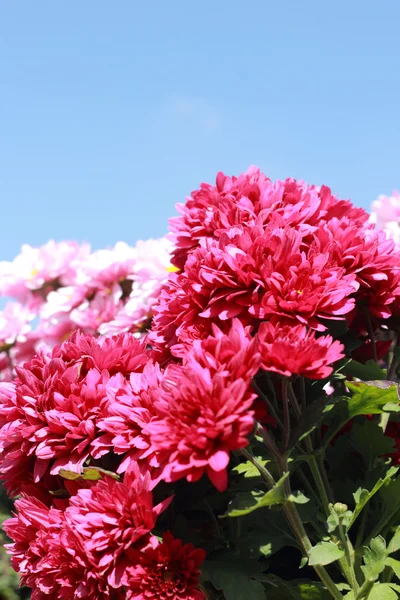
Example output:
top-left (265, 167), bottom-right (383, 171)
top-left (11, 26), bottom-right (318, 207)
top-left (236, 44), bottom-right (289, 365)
top-left (73, 242), bottom-right (136, 289)
top-left (0, 241), bottom-right (90, 305)
top-left (370, 190), bottom-right (400, 229)
top-left (0, 302), bottom-right (33, 348)
top-left (99, 237), bottom-right (176, 336)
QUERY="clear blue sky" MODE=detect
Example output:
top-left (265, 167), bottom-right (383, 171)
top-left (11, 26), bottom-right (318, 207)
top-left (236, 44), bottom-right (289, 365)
top-left (1, 1), bottom-right (399, 261)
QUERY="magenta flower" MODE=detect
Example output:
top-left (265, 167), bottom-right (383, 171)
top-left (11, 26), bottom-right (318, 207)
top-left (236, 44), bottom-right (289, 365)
top-left (147, 321), bottom-right (260, 491)
top-left (93, 363), bottom-right (163, 476)
top-left (65, 467), bottom-right (172, 588)
top-left (256, 322), bottom-right (344, 379)
top-left (169, 167), bottom-right (368, 270)
top-left (0, 332), bottom-right (152, 495)
top-left (3, 495), bottom-right (115, 599)
top-left (3, 468), bottom-right (170, 598)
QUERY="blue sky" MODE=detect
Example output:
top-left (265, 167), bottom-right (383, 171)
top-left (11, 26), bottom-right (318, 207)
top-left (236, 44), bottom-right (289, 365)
top-left (1, 1), bottom-right (399, 261)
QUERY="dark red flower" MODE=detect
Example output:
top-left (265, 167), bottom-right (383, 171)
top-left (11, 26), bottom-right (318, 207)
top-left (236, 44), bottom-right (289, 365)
top-left (126, 532), bottom-right (206, 600)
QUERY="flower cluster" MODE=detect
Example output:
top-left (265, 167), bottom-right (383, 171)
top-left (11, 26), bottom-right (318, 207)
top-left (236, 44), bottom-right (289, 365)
top-left (2, 168), bottom-right (400, 600)
top-left (0, 237), bottom-right (175, 381)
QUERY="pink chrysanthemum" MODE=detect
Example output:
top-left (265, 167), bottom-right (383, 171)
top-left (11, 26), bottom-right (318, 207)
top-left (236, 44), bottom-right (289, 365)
top-left (0, 332), bottom-right (152, 495)
top-left (316, 220), bottom-right (400, 320)
top-left (125, 532), bottom-right (206, 600)
top-left (93, 362), bottom-right (163, 475)
top-left (169, 167), bottom-right (368, 269)
top-left (65, 468), bottom-right (172, 588)
top-left (3, 495), bottom-right (115, 599)
top-left (256, 322), bottom-right (345, 379)
top-left (151, 222), bottom-right (359, 354)
top-left (147, 321), bottom-right (260, 491)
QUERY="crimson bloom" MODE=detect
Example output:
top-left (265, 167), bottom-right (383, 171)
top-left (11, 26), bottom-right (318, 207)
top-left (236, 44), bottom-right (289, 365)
top-left (126, 532), bottom-right (206, 600)
top-left (256, 322), bottom-right (344, 379)
top-left (0, 331), bottom-right (153, 496)
top-left (169, 167), bottom-right (368, 270)
top-left (3, 495), bottom-right (115, 599)
top-left (147, 321), bottom-right (260, 491)
top-left (93, 362), bottom-right (163, 476)
top-left (65, 467), bottom-right (172, 588)
top-left (151, 222), bottom-right (358, 356)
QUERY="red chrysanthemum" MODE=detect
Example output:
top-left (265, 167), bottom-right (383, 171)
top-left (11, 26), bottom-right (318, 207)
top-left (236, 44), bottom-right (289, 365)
top-left (147, 321), bottom-right (260, 491)
top-left (169, 167), bottom-right (369, 270)
top-left (256, 322), bottom-right (344, 379)
top-left (56, 330), bottom-right (151, 377)
top-left (65, 467), bottom-right (172, 588)
top-left (93, 362), bottom-right (163, 476)
top-left (316, 220), bottom-right (400, 320)
top-left (151, 222), bottom-right (359, 355)
top-left (0, 332), bottom-right (153, 496)
top-left (125, 532), bottom-right (206, 600)
top-left (4, 495), bottom-right (116, 599)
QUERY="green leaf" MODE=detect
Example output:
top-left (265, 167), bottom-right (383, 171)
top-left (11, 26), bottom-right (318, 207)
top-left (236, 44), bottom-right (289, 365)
top-left (58, 469), bottom-right (80, 480)
top-left (232, 459), bottom-right (270, 479)
top-left (59, 466), bottom-right (119, 481)
top-left (296, 583), bottom-right (332, 599)
top-left (388, 527), bottom-right (400, 554)
top-left (350, 420), bottom-right (395, 466)
top-left (263, 576), bottom-right (332, 599)
top-left (346, 381), bottom-right (399, 418)
top-left (341, 359), bottom-right (387, 380)
top-left (288, 491), bottom-right (310, 504)
top-left (224, 472), bottom-right (289, 517)
top-left (368, 583), bottom-right (399, 600)
top-left (201, 559), bottom-right (267, 600)
top-left (350, 466), bottom-right (399, 528)
top-left (362, 536), bottom-right (387, 581)
top-left (386, 557), bottom-right (400, 580)
top-left (308, 541), bottom-right (345, 566)
top-left (238, 511), bottom-right (298, 558)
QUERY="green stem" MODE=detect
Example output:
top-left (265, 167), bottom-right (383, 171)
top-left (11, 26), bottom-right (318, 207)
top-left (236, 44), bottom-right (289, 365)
top-left (252, 379), bottom-right (284, 429)
top-left (283, 490), bottom-right (344, 599)
top-left (364, 308), bottom-right (378, 363)
top-left (306, 443), bottom-right (359, 593)
top-left (387, 333), bottom-right (398, 381)
top-left (355, 579), bottom-right (374, 600)
top-left (288, 382), bottom-right (302, 419)
top-left (276, 455), bottom-right (344, 599)
top-left (255, 422), bottom-right (282, 463)
top-left (354, 506), bottom-right (369, 579)
top-left (282, 378), bottom-right (290, 450)
top-left (338, 521), bottom-right (360, 594)
top-left (306, 448), bottom-right (331, 514)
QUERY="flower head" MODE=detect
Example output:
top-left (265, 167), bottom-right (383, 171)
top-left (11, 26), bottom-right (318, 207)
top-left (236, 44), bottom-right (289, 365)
top-left (65, 467), bottom-right (172, 588)
top-left (0, 240), bottom-right (90, 306)
top-left (0, 332), bottom-right (152, 495)
top-left (3, 494), bottom-right (114, 599)
top-left (148, 321), bottom-right (260, 491)
top-left (126, 532), bottom-right (206, 600)
top-left (256, 322), bottom-right (344, 379)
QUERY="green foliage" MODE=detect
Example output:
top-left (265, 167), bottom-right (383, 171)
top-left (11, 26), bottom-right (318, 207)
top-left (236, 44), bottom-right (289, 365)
top-left (201, 555), bottom-right (268, 600)
top-left (224, 473), bottom-right (289, 517)
top-left (361, 536), bottom-right (387, 581)
top-left (308, 541), bottom-right (345, 566)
